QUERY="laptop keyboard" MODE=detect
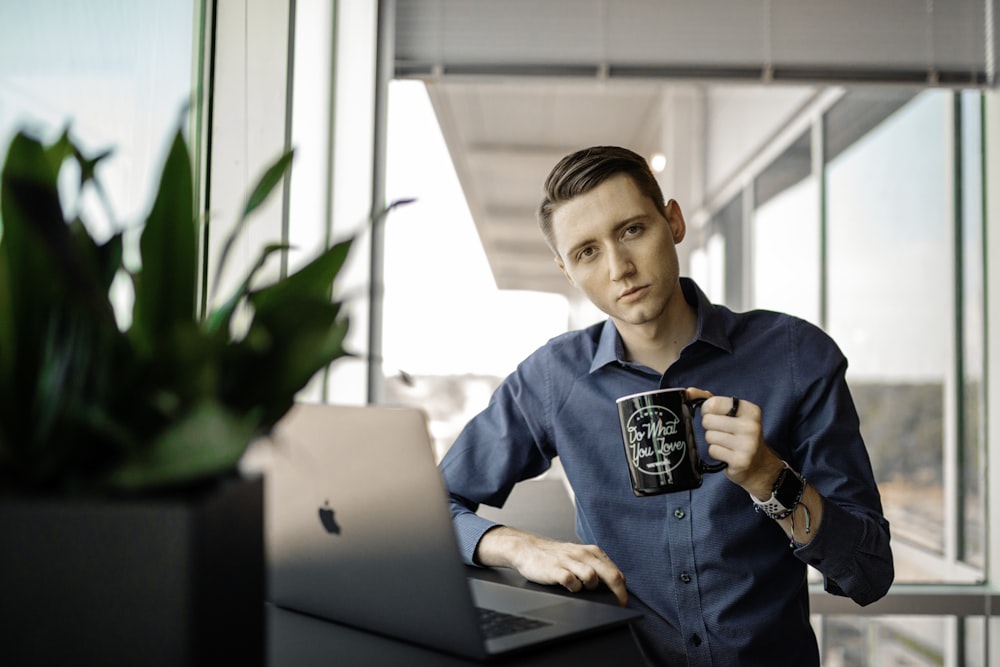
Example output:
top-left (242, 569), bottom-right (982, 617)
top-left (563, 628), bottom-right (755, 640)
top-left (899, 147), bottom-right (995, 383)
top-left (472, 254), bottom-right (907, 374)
top-left (476, 607), bottom-right (551, 639)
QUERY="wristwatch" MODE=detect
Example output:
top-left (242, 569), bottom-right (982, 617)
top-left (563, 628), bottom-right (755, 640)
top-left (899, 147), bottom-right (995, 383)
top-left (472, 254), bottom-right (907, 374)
top-left (750, 461), bottom-right (804, 520)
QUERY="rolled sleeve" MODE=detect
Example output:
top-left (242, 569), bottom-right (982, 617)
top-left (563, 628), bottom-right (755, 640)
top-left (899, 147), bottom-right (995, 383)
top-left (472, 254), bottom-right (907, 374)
top-left (795, 496), bottom-right (894, 605)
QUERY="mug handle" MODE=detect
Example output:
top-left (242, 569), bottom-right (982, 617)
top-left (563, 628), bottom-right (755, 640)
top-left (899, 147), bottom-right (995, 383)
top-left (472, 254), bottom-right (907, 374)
top-left (686, 397), bottom-right (728, 473)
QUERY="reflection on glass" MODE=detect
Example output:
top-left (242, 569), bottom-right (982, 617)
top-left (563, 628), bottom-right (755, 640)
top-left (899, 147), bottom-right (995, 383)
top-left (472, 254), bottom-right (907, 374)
top-left (826, 91), bottom-right (951, 580)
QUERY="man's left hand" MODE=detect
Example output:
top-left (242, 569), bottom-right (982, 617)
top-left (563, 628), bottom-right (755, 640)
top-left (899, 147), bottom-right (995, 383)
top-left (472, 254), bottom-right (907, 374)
top-left (686, 387), bottom-right (784, 500)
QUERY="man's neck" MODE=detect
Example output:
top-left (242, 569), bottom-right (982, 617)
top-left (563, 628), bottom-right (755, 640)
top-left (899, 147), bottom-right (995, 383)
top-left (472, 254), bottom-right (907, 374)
top-left (615, 293), bottom-right (698, 375)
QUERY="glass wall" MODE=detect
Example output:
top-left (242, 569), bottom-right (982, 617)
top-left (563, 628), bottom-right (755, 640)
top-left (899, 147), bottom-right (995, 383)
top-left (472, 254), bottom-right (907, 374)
top-left (0, 1), bottom-right (200, 322)
top-left (752, 130), bottom-right (821, 326)
top-left (740, 87), bottom-right (986, 587)
top-left (0, 1), bottom-right (199, 221)
top-left (827, 90), bottom-right (957, 581)
top-left (382, 80), bottom-right (572, 458)
top-left (733, 87), bottom-right (988, 666)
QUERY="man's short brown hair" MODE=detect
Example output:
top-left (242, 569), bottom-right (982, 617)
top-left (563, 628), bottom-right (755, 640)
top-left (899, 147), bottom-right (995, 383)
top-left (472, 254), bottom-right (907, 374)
top-left (537, 146), bottom-right (667, 255)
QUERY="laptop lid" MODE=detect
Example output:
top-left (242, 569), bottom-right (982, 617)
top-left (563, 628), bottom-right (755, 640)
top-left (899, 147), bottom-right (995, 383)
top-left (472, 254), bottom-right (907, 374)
top-left (260, 403), bottom-right (639, 660)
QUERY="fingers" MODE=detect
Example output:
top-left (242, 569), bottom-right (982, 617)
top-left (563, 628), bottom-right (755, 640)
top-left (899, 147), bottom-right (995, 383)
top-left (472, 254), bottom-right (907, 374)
top-left (556, 546), bottom-right (628, 607)
top-left (699, 394), bottom-right (757, 421)
top-left (684, 386), bottom-right (712, 403)
top-left (504, 533), bottom-right (628, 607)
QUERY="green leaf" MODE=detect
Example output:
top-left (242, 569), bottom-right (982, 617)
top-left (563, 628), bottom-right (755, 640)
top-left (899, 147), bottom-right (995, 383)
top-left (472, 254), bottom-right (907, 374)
top-left (73, 145), bottom-right (114, 192)
top-left (1, 133), bottom-right (71, 307)
top-left (103, 401), bottom-right (258, 491)
top-left (225, 297), bottom-right (350, 428)
top-left (43, 129), bottom-right (75, 174)
top-left (68, 220), bottom-right (124, 294)
top-left (210, 149), bottom-right (294, 300)
top-left (0, 131), bottom-right (115, 450)
top-left (244, 149), bottom-right (294, 218)
top-left (0, 230), bottom-right (13, 404)
top-left (204, 242), bottom-right (289, 334)
top-left (131, 129), bottom-right (197, 353)
top-left (249, 238), bottom-right (353, 314)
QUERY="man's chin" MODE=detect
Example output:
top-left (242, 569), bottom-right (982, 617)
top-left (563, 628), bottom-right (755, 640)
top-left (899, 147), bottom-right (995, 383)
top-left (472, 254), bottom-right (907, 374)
top-left (611, 310), bottom-right (656, 327)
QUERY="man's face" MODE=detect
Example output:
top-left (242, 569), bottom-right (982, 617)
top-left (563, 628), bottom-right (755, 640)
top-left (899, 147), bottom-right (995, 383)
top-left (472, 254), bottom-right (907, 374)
top-left (551, 173), bottom-right (686, 330)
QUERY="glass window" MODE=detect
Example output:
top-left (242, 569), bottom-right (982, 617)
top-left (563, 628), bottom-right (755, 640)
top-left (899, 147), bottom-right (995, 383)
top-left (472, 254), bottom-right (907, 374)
top-left (382, 80), bottom-right (571, 458)
top-left (825, 90), bottom-right (958, 582)
top-left (0, 2), bottom-right (198, 224)
top-left (817, 616), bottom-right (967, 667)
top-left (689, 232), bottom-right (725, 305)
top-left (816, 615), bottom-right (990, 667)
top-left (752, 131), bottom-right (821, 325)
top-left (0, 1), bottom-right (199, 321)
top-left (710, 196), bottom-right (744, 310)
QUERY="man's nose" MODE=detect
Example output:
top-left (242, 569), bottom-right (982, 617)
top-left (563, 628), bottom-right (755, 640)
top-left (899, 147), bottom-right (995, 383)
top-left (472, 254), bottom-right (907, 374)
top-left (608, 248), bottom-right (635, 281)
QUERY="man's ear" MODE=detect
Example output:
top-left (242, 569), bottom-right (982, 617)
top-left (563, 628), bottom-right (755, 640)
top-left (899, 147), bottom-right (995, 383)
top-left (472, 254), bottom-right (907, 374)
top-left (665, 199), bottom-right (687, 244)
top-left (554, 255), bottom-right (576, 287)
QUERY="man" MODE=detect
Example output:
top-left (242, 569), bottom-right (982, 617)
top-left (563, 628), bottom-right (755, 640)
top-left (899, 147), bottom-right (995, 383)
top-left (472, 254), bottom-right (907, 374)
top-left (439, 146), bottom-right (893, 666)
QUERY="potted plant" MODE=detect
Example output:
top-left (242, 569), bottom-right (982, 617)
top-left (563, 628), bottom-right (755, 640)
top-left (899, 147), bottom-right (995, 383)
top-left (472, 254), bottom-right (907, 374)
top-left (0, 124), bottom-right (369, 664)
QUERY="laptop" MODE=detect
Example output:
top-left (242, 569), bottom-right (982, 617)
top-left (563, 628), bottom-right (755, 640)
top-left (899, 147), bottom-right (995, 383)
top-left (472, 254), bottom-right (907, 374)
top-left (259, 402), bottom-right (641, 661)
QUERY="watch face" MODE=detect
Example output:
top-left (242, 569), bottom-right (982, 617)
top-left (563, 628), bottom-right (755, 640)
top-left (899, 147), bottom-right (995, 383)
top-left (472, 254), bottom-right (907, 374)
top-left (773, 466), bottom-right (803, 508)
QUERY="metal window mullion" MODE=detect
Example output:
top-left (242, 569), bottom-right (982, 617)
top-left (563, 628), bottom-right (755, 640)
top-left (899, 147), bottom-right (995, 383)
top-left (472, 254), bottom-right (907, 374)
top-left (813, 115), bottom-right (827, 332)
top-left (367, 0), bottom-right (394, 404)
top-left (279, 0), bottom-right (297, 280)
top-left (741, 183), bottom-right (754, 311)
top-left (955, 92), bottom-right (968, 566)
top-left (944, 91), bottom-right (961, 571)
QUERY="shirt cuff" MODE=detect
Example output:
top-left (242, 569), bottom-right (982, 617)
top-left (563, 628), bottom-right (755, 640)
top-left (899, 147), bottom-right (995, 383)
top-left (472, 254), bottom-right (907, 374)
top-left (792, 496), bottom-right (879, 601)
top-left (453, 509), bottom-right (502, 566)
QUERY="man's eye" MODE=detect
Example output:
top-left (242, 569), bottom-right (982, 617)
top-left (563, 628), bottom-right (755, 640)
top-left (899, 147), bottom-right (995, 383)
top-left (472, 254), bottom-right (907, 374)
top-left (623, 224), bottom-right (642, 237)
top-left (577, 247), bottom-right (596, 260)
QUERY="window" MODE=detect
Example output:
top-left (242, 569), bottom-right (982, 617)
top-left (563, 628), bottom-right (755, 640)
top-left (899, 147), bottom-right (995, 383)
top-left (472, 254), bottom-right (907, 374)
top-left (826, 90), bottom-right (981, 583)
top-left (0, 2), bottom-right (199, 222)
top-left (382, 80), bottom-right (571, 457)
top-left (722, 86), bottom-right (990, 666)
top-left (752, 131), bottom-right (821, 325)
top-left (0, 1), bottom-right (200, 322)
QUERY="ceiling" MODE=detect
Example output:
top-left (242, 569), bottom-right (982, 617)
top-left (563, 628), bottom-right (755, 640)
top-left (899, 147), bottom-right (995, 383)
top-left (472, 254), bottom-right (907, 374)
top-left (392, 1), bottom-right (994, 300)
top-left (423, 80), bottom-right (670, 297)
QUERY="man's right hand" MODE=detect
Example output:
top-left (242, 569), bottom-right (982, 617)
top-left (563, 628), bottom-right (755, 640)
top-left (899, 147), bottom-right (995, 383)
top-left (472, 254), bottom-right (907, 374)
top-left (474, 525), bottom-right (628, 607)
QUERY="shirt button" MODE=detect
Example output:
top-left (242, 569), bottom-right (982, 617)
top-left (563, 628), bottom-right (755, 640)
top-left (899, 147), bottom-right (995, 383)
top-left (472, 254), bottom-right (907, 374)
top-left (674, 508), bottom-right (686, 519)
top-left (680, 572), bottom-right (692, 583)
top-left (691, 633), bottom-right (702, 646)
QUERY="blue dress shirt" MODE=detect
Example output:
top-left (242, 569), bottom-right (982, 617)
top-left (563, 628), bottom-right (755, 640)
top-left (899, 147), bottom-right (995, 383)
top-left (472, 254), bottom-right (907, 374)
top-left (440, 278), bottom-right (893, 667)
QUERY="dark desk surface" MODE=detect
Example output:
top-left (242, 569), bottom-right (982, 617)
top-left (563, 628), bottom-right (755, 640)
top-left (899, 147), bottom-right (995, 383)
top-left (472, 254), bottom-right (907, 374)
top-left (267, 566), bottom-right (646, 666)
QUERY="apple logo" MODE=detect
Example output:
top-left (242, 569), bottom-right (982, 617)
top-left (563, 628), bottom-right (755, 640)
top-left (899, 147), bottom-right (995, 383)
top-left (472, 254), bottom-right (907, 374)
top-left (318, 500), bottom-right (341, 534)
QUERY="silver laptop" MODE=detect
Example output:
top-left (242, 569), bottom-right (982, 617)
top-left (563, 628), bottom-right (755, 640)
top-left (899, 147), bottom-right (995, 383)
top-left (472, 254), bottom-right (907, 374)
top-left (260, 402), bottom-right (641, 661)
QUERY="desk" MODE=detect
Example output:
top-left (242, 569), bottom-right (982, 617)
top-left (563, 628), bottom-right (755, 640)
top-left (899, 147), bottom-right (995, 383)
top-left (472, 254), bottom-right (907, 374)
top-left (266, 566), bottom-right (647, 666)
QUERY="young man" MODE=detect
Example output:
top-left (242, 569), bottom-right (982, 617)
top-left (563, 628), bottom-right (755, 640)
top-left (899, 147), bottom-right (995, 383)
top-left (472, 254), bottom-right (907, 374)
top-left (439, 146), bottom-right (893, 666)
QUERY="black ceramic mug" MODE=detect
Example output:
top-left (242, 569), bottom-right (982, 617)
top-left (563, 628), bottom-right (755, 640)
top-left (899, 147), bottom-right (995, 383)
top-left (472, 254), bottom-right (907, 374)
top-left (616, 388), bottom-right (727, 496)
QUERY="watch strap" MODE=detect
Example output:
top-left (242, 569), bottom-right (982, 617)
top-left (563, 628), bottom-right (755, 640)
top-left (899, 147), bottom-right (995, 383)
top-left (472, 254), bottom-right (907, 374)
top-left (750, 461), bottom-right (804, 520)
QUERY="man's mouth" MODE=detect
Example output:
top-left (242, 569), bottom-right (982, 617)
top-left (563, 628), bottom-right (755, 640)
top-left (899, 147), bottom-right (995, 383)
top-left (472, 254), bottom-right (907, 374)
top-left (619, 285), bottom-right (648, 302)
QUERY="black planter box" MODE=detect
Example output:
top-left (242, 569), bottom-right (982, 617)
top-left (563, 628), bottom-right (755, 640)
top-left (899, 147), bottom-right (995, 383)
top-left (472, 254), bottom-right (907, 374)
top-left (0, 475), bottom-right (264, 666)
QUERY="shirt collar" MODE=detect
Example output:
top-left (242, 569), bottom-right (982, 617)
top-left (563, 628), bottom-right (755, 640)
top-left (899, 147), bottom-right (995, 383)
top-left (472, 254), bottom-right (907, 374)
top-left (589, 277), bottom-right (733, 373)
